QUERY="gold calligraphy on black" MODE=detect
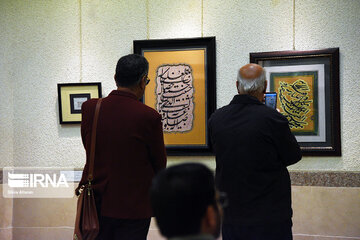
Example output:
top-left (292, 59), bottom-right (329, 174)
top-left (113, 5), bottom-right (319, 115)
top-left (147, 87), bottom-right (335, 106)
top-left (278, 79), bottom-right (313, 129)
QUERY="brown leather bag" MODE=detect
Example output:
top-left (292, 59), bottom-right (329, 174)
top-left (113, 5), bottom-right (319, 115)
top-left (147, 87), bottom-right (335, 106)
top-left (74, 98), bottom-right (102, 240)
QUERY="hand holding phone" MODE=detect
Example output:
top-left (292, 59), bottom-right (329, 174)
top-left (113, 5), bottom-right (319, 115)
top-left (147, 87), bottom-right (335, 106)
top-left (265, 92), bottom-right (277, 109)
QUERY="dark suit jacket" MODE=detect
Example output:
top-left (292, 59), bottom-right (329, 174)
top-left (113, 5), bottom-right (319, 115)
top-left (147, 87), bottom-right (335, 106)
top-left (78, 90), bottom-right (167, 219)
top-left (209, 94), bottom-right (302, 225)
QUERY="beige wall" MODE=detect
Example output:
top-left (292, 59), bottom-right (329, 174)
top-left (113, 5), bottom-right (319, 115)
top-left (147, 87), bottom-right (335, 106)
top-left (0, 0), bottom-right (360, 239)
top-left (292, 186), bottom-right (360, 239)
top-left (1, 184), bottom-right (359, 240)
top-left (0, 0), bottom-right (359, 170)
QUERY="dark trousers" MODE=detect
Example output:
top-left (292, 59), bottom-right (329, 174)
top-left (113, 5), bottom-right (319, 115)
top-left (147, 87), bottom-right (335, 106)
top-left (222, 219), bottom-right (293, 240)
top-left (95, 216), bottom-right (151, 240)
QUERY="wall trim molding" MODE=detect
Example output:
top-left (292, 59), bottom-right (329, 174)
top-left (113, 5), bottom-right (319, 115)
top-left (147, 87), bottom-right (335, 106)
top-left (289, 170), bottom-right (360, 187)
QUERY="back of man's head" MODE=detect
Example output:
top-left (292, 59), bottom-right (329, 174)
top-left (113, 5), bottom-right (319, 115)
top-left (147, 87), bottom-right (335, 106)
top-left (150, 163), bottom-right (217, 238)
top-left (237, 63), bottom-right (266, 95)
top-left (115, 54), bottom-right (149, 87)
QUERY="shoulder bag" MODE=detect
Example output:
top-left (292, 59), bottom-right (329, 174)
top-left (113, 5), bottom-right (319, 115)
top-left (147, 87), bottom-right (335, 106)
top-left (74, 98), bottom-right (102, 240)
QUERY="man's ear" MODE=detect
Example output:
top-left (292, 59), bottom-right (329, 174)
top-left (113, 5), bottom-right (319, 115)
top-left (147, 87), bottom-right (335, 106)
top-left (202, 205), bottom-right (217, 232)
top-left (263, 80), bottom-right (267, 93)
top-left (139, 76), bottom-right (146, 90)
top-left (236, 81), bottom-right (240, 94)
top-left (114, 74), bottom-right (118, 87)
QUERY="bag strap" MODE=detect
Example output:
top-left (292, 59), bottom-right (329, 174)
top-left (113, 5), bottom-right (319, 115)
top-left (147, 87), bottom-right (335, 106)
top-left (88, 98), bottom-right (102, 182)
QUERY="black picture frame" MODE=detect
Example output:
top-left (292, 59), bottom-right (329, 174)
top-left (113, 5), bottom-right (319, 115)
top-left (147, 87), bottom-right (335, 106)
top-left (134, 37), bottom-right (216, 155)
top-left (70, 93), bottom-right (91, 114)
top-left (250, 48), bottom-right (341, 156)
top-left (57, 82), bottom-right (102, 124)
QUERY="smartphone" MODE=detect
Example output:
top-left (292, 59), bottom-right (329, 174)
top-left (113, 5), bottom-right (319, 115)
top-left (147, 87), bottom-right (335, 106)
top-left (265, 92), bottom-right (277, 109)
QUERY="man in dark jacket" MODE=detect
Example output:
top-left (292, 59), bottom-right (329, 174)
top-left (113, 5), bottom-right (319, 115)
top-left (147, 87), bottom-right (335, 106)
top-left (150, 163), bottom-right (223, 240)
top-left (209, 63), bottom-right (302, 240)
top-left (78, 54), bottom-right (167, 240)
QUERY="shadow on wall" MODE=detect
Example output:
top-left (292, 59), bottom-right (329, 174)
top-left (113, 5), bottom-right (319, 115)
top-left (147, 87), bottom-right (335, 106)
top-left (56, 99), bottom-right (81, 139)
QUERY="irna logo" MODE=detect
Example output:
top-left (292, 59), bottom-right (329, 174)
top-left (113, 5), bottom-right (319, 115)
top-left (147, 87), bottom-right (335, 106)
top-left (8, 172), bottom-right (69, 188)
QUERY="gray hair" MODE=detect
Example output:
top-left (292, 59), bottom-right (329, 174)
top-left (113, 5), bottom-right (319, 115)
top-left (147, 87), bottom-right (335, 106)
top-left (237, 69), bottom-right (266, 94)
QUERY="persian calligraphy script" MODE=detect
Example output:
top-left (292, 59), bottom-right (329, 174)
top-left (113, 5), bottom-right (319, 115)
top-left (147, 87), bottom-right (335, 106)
top-left (278, 79), bottom-right (313, 129)
top-left (155, 64), bottom-right (194, 132)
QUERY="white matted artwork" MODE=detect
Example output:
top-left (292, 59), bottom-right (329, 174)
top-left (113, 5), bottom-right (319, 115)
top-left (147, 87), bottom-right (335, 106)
top-left (250, 48), bottom-right (341, 156)
top-left (264, 64), bottom-right (325, 142)
top-left (155, 64), bottom-right (194, 132)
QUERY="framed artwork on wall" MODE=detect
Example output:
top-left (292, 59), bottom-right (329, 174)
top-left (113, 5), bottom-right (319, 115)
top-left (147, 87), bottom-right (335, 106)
top-left (250, 48), bottom-right (341, 156)
top-left (134, 37), bottom-right (216, 155)
top-left (57, 82), bottom-right (102, 124)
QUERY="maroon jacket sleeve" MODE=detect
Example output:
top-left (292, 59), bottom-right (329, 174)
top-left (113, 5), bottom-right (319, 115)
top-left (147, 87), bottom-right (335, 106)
top-left (146, 114), bottom-right (167, 173)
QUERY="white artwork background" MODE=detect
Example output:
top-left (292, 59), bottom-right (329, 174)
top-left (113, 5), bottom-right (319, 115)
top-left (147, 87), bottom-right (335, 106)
top-left (155, 64), bottom-right (194, 133)
top-left (264, 64), bottom-right (326, 142)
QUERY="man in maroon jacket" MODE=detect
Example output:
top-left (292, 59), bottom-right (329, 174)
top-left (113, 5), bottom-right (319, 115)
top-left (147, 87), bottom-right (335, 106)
top-left (78, 54), bottom-right (167, 240)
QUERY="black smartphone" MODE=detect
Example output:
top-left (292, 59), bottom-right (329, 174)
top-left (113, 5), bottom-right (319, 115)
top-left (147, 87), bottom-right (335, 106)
top-left (265, 92), bottom-right (277, 109)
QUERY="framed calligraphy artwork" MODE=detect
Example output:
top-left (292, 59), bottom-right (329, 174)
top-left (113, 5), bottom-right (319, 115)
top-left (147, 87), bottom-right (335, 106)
top-left (250, 48), bottom-right (341, 156)
top-left (134, 37), bottom-right (216, 155)
top-left (57, 82), bottom-right (102, 124)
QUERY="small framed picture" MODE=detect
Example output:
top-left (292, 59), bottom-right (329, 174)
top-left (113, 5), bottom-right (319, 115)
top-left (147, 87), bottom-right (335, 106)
top-left (57, 83), bottom-right (102, 124)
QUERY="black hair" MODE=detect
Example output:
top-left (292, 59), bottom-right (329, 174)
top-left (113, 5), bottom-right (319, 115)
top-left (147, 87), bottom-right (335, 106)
top-left (114, 54), bottom-right (149, 87)
top-left (150, 163), bottom-right (216, 238)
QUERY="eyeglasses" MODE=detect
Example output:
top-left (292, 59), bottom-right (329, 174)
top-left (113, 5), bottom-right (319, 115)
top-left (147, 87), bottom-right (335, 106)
top-left (218, 192), bottom-right (229, 208)
top-left (145, 76), bottom-right (150, 85)
top-left (213, 191), bottom-right (228, 209)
